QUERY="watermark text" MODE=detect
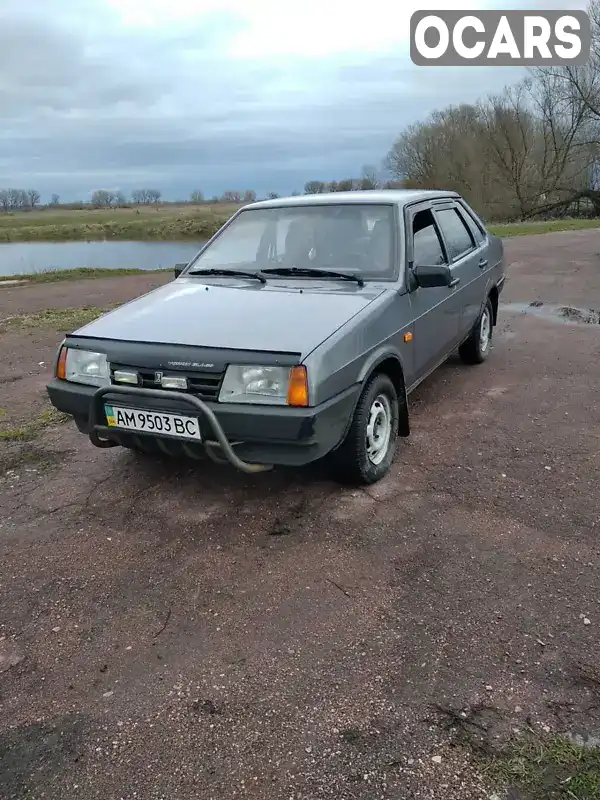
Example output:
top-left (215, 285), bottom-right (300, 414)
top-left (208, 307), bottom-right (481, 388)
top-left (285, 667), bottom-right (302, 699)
top-left (410, 10), bottom-right (590, 66)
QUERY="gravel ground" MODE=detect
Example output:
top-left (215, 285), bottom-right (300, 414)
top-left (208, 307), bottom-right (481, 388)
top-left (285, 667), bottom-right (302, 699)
top-left (1, 229), bottom-right (599, 800)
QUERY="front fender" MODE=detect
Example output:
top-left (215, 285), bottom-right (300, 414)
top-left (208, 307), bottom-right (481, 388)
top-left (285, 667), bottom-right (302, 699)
top-left (353, 348), bottom-right (410, 439)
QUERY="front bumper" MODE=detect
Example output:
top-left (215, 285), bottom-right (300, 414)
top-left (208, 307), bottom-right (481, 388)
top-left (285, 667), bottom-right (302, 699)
top-left (46, 379), bottom-right (359, 471)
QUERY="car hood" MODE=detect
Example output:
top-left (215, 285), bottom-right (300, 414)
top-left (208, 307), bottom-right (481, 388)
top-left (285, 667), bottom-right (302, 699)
top-left (73, 277), bottom-right (385, 357)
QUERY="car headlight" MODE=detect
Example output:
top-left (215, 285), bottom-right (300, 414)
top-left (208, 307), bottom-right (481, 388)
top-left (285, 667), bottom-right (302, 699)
top-left (218, 364), bottom-right (308, 406)
top-left (57, 347), bottom-right (110, 387)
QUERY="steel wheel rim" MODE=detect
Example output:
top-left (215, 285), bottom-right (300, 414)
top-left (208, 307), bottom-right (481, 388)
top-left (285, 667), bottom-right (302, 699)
top-left (366, 393), bottom-right (392, 465)
top-left (479, 307), bottom-right (491, 352)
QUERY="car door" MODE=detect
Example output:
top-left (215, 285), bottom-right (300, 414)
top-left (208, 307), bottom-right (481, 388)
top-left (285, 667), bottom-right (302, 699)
top-left (456, 198), bottom-right (495, 327)
top-left (432, 201), bottom-right (489, 341)
top-left (405, 202), bottom-right (462, 384)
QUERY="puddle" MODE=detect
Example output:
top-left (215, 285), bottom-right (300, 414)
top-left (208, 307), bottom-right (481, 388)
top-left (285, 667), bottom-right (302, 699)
top-left (500, 302), bottom-right (600, 325)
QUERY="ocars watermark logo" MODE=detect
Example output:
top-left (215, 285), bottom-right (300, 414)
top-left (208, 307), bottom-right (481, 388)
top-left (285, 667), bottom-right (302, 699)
top-left (410, 10), bottom-right (590, 66)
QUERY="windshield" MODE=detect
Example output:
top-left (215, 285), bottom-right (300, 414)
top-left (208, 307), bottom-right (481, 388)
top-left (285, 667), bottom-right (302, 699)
top-left (187, 203), bottom-right (397, 280)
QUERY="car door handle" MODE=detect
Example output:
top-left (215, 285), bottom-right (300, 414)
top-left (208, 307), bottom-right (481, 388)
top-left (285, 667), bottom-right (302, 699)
top-left (478, 258), bottom-right (488, 268)
top-left (449, 277), bottom-right (460, 288)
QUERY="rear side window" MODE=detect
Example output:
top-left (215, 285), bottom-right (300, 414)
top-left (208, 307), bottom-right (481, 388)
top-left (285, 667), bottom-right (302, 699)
top-left (412, 208), bottom-right (446, 267)
top-left (435, 207), bottom-right (476, 260)
top-left (457, 201), bottom-right (486, 244)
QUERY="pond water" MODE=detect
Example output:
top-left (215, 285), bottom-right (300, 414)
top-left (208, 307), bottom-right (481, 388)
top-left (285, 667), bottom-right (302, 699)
top-left (0, 240), bottom-right (206, 277)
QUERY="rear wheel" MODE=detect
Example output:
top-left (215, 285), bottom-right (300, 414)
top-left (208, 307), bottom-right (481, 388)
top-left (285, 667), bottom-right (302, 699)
top-left (330, 373), bottom-right (400, 485)
top-left (459, 297), bottom-right (493, 364)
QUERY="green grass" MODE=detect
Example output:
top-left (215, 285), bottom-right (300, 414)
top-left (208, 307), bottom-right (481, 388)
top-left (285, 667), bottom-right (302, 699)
top-left (0, 267), bottom-right (172, 285)
top-left (481, 730), bottom-right (600, 799)
top-left (489, 218), bottom-right (600, 237)
top-left (1, 204), bottom-right (598, 243)
top-left (0, 408), bottom-right (70, 442)
top-left (1, 305), bottom-right (114, 332)
top-left (0, 204), bottom-right (236, 242)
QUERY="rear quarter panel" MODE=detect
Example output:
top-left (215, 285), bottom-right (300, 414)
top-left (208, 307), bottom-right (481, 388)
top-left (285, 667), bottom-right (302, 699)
top-left (485, 232), bottom-right (506, 297)
top-left (304, 289), bottom-right (416, 406)
top-left (488, 232), bottom-right (505, 270)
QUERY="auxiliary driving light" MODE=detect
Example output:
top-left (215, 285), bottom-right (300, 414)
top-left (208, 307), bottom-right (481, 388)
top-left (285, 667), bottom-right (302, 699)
top-left (114, 370), bottom-right (139, 384)
top-left (160, 375), bottom-right (189, 390)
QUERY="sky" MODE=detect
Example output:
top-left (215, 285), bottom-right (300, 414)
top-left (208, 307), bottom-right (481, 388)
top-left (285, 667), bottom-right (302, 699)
top-left (0, 0), bottom-right (590, 201)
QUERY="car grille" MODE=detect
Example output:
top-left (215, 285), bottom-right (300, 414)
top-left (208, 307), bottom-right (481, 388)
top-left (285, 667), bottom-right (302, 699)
top-left (109, 363), bottom-right (225, 401)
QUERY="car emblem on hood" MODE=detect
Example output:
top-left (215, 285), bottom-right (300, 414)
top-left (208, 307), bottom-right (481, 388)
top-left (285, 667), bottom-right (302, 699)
top-left (167, 361), bottom-right (215, 368)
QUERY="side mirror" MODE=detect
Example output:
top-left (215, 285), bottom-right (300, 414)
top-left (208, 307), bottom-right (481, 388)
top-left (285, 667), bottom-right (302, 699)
top-left (174, 263), bottom-right (187, 279)
top-left (412, 263), bottom-right (458, 289)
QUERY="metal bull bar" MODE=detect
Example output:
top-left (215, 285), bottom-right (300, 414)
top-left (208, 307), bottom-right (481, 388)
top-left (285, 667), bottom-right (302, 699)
top-left (88, 385), bottom-right (273, 474)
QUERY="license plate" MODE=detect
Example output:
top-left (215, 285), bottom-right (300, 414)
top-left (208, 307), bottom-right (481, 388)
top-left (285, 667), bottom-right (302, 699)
top-left (104, 405), bottom-right (202, 441)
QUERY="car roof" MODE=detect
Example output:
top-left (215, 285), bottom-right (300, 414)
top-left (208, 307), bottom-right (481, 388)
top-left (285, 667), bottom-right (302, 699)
top-left (245, 189), bottom-right (460, 211)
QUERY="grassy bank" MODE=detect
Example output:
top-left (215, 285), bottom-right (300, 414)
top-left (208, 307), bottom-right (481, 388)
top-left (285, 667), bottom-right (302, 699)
top-left (0, 267), bottom-right (172, 285)
top-left (481, 730), bottom-right (600, 799)
top-left (0, 204), bottom-right (236, 243)
top-left (0, 305), bottom-right (114, 332)
top-left (434, 702), bottom-right (600, 800)
top-left (488, 218), bottom-right (600, 237)
top-left (0, 408), bottom-right (70, 442)
top-left (0, 205), bottom-right (599, 244)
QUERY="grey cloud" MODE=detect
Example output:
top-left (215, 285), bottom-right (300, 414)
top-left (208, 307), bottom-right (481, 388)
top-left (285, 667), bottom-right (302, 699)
top-left (0, 0), bottom-right (547, 199)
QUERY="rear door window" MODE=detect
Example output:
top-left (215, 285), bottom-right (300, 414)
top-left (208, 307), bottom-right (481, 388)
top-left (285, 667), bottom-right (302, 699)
top-left (435, 207), bottom-right (476, 261)
top-left (456, 202), bottom-right (486, 245)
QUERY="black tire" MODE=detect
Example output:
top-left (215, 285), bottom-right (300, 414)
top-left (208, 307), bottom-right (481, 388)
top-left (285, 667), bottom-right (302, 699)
top-left (329, 372), bottom-right (400, 485)
top-left (459, 297), bottom-right (494, 365)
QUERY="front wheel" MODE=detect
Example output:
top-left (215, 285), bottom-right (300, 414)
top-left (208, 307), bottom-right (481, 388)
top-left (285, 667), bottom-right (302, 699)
top-left (459, 297), bottom-right (493, 365)
top-left (329, 373), bottom-right (400, 485)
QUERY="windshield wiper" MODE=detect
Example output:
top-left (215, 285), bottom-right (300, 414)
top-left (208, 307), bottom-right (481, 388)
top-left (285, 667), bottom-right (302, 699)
top-left (187, 268), bottom-right (267, 284)
top-left (261, 266), bottom-right (364, 287)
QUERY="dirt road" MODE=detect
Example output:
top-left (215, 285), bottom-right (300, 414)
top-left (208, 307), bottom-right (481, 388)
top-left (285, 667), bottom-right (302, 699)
top-left (1, 230), bottom-right (599, 800)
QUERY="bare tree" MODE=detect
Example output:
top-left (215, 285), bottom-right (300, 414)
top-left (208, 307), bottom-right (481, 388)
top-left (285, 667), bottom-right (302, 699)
top-left (359, 165), bottom-right (379, 189)
top-left (0, 190), bottom-right (9, 211)
top-left (131, 188), bottom-right (160, 205)
top-left (480, 76), bottom-right (593, 218)
top-left (27, 189), bottom-right (41, 208)
top-left (222, 190), bottom-right (242, 202)
top-left (304, 180), bottom-right (326, 194)
top-left (91, 190), bottom-right (113, 208)
top-left (540, 0), bottom-right (600, 123)
top-left (385, 65), bottom-right (595, 221)
top-left (49, 193), bottom-right (60, 207)
top-left (243, 189), bottom-right (257, 203)
top-left (267, 191), bottom-right (280, 199)
top-left (386, 103), bottom-right (493, 205)
top-left (5, 189), bottom-right (26, 209)
top-left (190, 190), bottom-right (204, 204)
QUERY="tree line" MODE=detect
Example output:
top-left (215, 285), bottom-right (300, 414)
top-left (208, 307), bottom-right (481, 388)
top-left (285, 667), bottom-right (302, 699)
top-left (0, 189), bottom-right (42, 211)
top-left (0, 177), bottom-right (401, 213)
top-left (0, 187), bottom-right (271, 211)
